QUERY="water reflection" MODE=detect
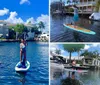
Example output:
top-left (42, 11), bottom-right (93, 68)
top-left (17, 72), bottom-right (26, 85)
top-left (51, 68), bottom-right (100, 85)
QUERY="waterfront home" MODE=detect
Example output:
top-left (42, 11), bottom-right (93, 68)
top-left (39, 33), bottom-right (49, 41)
top-left (0, 20), bottom-right (9, 38)
top-left (83, 57), bottom-right (100, 66)
top-left (64, 56), bottom-right (84, 64)
top-left (82, 57), bottom-right (93, 65)
top-left (64, 0), bottom-right (96, 14)
top-left (77, 0), bottom-right (96, 13)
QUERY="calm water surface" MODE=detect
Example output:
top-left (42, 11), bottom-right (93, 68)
top-left (0, 42), bottom-right (49, 85)
top-left (50, 15), bottom-right (100, 42)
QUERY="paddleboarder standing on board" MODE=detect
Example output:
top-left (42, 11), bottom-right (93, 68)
top-left (72, 5), bottom-right (79, 28)
top-left (20, 39), bottom-right (27, 67)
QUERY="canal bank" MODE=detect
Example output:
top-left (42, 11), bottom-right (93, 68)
top-left (51, 12), bottom-right (91, 18)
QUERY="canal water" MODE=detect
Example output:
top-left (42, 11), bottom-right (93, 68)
top-left (50, 65), bottom-right (100, 85)
top-left (50, 15), bottom-right (100, 42)
top-left (0, 42), bottom-right (49, 85)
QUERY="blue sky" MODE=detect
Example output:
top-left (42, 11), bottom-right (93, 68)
top-left (0, 0), bottom-right (48, 20)
top-left (0, 0), bottom-right (49, 32)
top-left (50, 44), bottom-right (100, 57)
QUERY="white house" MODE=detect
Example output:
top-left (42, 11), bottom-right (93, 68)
top-left (0, 20), bottom-right (9, 38)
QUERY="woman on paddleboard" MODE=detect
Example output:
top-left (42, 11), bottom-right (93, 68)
top-left (20, 39), bottom-right (26, 66)
top-left (72, 5), bottom-right (79, 28)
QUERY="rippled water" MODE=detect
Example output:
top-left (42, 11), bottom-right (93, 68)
top-left (50, 15), bottom-right (100, 42)
top-left (0, 42), bottom-right (49, 85)
top-left (50, 65), bottom-right (100, 85)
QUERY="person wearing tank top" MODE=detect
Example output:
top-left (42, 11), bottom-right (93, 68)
top-left (20, 39), bottom-right (26, 66)
top-left (72, 5), bottom-right (79, 28)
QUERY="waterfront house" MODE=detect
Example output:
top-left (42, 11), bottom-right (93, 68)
top-left (77, 0), bottom-right (96, 14)
top-left (39, 33), bottom-right (49, 41)
top-left (0, 20), bottom-right (9, 38)
top-left (64, 0), bottom-right (96, 14)
top-left (82, 57), bottom-right (93, 65)
top-left (83, 57), bottom-right (100, 66)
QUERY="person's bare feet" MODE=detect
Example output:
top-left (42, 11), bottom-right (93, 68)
top-left (74, 26), bottom-right (77, 28)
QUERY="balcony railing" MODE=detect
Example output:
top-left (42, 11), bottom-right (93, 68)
top-left (78, 1), bottom-right (96, 6)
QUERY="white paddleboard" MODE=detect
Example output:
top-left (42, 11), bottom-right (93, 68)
top-left (65, 68), bottom-right (88, 73)
top-left (15, 61), bottom-right (30, 72)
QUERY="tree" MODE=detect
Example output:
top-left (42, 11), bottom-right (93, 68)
top-left (76, 44), bottom-right (85, 60)
top-left (31, 25), bottom-right (38, 33)
top-left (63, 44), bottom-right (85, 64)
top-left (55, 49), bottom-right (61, 55)
top-left (9, 24), bottom-right (28, 40)
top-left (63, 44), bottom-right (85, 77)
top-left (38, 21), bottom-right (45, 33)
top-left (31, 25), bottom-right (41, 38)
top-left (8, 27), bottom-right (16, 39)
top-left (9, 25), bottom-right (18, 40)
top-left (80, 50), bottom-right (89, 57)
top-left (14, 24), bottom-right (25, 39)
top-left (81, 50), bottom-right (99, 58)
top-left (95, 0), bottom-right (100, 12)
top-left (23, 26), bottom-right (29, 39)
top-left (67, 0), bottom-right (71, 5)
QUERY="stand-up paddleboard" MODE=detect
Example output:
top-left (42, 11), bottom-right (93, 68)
top-left (15, 61), bottom-right (30, 72)
top-left (65, 68), bottom-right (88, 73)
top-left (63, 24), bottom-right (96, 35)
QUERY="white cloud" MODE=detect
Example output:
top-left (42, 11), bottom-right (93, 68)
top-left (4, 11), bottom-right (49, 31)
top-left (6, 11), bottom-right (24, 24)
top-left (37, 14), bottom-right (49, 23)
top-left (26, 17), bottom-right (35, 24)
top-left (50, 44), bottom-right (58, 51)
top-left (61, 49), bottom-right (65, 54)
top-left (36, 14), bottom-right (49, 32)
top-left (92, 43), bottom-right (100, 47)
top-left (5, 12), bottom-right (49, 26)
top-left (20, 0), bottom-right (30, 5)
top-left (83, 43), bottom-right (100, 50)
top-left (0, 8), bottom-right (9, 16)
top-left (84, 45), bottom-right (90, 50)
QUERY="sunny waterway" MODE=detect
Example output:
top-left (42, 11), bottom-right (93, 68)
top-left (0, 42), bottom-right (49, 85)
top-left (50, 15), bottom-right (100, 42)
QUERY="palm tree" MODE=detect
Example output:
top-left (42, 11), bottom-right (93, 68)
top-left (38, 21), bottom-right (45, 33)
top-left (31, 25), bottom-right (38, 33)
top-left (95, 0), bottom-right (100, 12)
top-left (63, 44), bottom-right (85, 64)
top-left (23, 26), bottom-right (29, 39)
top-left (67, 0), bottom-right (71, 5)
top-left (63, 44), bottom-right (85, 77)
top-left (31, 25), bottom-right (39, 38)
top-left (76, 44), bottom-right (85, 60)
top-left (55, 49), bottom-right (61, 55)
top-left (81, 50), bottom-right (99, 58)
